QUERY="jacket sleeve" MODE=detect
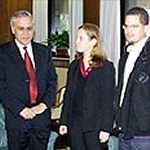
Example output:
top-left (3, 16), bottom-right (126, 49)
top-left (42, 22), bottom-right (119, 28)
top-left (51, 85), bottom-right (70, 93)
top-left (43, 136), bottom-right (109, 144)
top-left (100, 61), bottom-right (116, 132)
top-left (40, 50), bottom-right (58, 108)
top-left (60, 60), bottom-right (77, 125)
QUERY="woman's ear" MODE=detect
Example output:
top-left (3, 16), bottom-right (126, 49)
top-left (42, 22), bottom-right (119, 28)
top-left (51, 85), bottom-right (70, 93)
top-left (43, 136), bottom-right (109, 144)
top-left (91, 38), bottom-right (97, 46)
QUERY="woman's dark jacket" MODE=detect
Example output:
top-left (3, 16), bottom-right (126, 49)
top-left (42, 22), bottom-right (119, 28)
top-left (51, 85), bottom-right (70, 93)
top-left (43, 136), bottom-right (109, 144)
top-left (60, 59), bottom-right (116, 133)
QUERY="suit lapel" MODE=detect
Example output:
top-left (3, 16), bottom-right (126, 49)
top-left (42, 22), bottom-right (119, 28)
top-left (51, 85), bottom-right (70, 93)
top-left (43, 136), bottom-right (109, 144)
top-left (31, 42), bottom-right (43, 77)
top-left (10, 42), bottom-right (27, 75)
top-left (118, 52), bottom-right (129, 92)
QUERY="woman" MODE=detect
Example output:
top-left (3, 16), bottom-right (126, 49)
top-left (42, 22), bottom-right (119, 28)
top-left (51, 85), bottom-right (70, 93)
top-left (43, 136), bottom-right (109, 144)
top-left (59, 23), bottom-right (115, 150)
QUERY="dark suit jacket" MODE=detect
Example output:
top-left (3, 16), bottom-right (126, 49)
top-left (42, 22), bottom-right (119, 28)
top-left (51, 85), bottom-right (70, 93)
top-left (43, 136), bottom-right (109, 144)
top-left (60, 59), bottom-right (116, 133)
top-left (0, 41), bottom-right (57, 130)
top-left (116, 37), bottom-right (150, 138)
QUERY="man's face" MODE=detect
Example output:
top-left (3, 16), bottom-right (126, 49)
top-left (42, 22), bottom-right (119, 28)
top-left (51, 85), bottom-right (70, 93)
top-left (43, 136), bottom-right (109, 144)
top-left (11, 16), bottom-right (34, 46)
top-left (123, 15), bottom-right (148, 44)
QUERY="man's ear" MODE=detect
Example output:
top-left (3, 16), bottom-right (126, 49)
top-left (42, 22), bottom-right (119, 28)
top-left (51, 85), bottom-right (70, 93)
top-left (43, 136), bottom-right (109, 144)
top-left (144, 25), bottom-right (150, 35)
top-left (11, 26), bottom-right (15, 34)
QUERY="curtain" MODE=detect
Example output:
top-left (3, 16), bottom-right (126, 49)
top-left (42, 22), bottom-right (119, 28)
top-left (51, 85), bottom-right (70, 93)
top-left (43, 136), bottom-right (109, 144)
top-left (69, 0), bottom-right (83, 61)
top-left (100, 0), bottom-right (120, 74)
top-left (32, 0), bottom-right (48, 43)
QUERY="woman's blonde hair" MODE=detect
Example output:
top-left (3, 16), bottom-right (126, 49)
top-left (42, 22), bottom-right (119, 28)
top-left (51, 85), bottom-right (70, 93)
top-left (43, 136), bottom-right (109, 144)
top-left (78, 23), bottom-right (106, 67)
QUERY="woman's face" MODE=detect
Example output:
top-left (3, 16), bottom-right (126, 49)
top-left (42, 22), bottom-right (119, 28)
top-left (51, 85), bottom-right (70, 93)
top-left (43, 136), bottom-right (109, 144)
top-left (76, 28), bottom-right (94, 53)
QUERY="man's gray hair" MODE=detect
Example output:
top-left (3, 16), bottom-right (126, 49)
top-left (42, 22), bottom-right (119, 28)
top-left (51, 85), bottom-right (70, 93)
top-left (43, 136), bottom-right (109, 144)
top-left (10, 10), bottom-right (32, 27)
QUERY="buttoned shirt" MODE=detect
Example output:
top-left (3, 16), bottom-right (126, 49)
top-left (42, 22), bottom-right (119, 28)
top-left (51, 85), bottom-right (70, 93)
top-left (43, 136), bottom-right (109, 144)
top-left (15, 39), bottom-right (35, 68)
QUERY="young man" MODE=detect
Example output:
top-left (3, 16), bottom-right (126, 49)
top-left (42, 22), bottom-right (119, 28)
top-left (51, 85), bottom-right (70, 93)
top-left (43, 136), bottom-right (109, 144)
top-left (0, 10), bottom-right (57, 150)
top-left (116, 7), bottom-right (150, 150)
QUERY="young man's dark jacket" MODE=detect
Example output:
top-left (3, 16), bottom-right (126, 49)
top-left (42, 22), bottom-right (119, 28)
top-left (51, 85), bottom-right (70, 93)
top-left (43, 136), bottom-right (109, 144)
top-left (116, 37), bottom-right (150, 139)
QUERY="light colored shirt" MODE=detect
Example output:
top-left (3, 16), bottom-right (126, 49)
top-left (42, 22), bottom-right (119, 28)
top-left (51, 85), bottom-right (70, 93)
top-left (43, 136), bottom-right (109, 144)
top-left (119, 37), bottom-right (148, 107)
top-left (15, 39), bottom-right (35, 68)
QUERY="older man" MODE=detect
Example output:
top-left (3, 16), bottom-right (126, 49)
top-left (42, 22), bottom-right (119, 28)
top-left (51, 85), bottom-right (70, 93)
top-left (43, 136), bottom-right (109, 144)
top-left (0, 10), bottom-right (57, 150)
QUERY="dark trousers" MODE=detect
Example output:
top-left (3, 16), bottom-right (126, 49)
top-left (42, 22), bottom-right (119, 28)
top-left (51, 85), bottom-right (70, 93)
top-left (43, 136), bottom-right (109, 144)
top-left (119, 134), bottom-right (150, 150)
top-left (7, 126), bottom-right (50, 150)
top-left (70, 120), bottom-right (106, 150)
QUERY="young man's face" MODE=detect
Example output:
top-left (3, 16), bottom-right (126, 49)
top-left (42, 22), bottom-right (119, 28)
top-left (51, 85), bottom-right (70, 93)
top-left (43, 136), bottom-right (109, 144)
top-left (11, 16), bottom-right (34, 46)
top-left (123, 15), bottom-right (148, 44)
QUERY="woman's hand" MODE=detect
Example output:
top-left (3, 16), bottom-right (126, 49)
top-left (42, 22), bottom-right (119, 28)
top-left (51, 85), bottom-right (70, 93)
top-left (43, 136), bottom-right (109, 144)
top-left (59, 125), bottom-right (68, 135)
top-left (99, 131), bottom-right (110, 143)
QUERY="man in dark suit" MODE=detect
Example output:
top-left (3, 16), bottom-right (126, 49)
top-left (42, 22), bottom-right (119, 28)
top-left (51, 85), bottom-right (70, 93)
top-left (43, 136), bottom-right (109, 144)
top-left (0, 10), bottom-right (57, 150)
top-left (116, 7), bottom-right (150, 150)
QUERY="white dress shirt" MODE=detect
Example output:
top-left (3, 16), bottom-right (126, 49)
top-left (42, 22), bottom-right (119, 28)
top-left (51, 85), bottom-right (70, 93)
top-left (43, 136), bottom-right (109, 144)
top-left (15, 39), bottom-right (36, 69)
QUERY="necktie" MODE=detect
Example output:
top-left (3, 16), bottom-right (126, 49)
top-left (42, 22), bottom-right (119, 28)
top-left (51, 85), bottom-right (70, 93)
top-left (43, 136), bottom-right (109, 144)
top-left (23, 46), bottom-right (38, 104)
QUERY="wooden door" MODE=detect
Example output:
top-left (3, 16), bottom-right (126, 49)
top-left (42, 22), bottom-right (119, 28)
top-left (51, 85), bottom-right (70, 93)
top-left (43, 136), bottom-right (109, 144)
top-left (83, 0), bottom-right (100, 26)
top-left (0, 0), bottom-right (32, 44)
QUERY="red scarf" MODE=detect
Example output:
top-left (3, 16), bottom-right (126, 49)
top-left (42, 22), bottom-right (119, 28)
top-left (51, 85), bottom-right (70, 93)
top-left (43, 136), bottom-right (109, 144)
top-left (80, 57), bottom-right (92, 78)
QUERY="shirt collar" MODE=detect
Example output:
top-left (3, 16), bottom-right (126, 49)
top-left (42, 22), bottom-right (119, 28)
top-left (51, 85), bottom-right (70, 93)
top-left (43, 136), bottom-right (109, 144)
top-left (15, 39), bottom-right (32, 51)
top-left (126, 36), bottom-right (148, 54)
